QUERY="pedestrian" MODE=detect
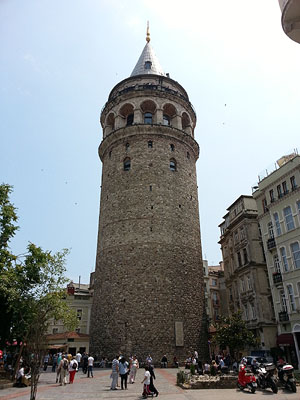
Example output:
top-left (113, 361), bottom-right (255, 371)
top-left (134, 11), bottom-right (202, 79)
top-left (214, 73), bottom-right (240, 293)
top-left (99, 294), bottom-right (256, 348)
top-left (52, 354), bottom-right (57, 372)
top-left (68, 356), bottom-right (78, 384)
top-left (43, 353), bottom-right (50, 371)
top-left (58, 354), bottom-right (69, 386)
top-left (87, 354), bottom-right (94, 378)
top-left (119, 357), bottom-right (129, 390)
top-left (204, 361), bottom-right (210, 374)
top-left (129, 355), bottom-right (139, 383)
top-left (76, 351), bottom-right (82, 369)
top-left (141, 365), bottom-right (151, 398)
top-left (148, 363), bottom-right (159, 397)
top-left (82, 352), bottom-right (88, 374)
top-left (161, 355), bottom-right (167, 368)
top-left (146, 354), bottom-right (152, 364)
top-left (110, 355), bottom-right (119, 390)
top-left (194, 350), bottom-right (198, 363)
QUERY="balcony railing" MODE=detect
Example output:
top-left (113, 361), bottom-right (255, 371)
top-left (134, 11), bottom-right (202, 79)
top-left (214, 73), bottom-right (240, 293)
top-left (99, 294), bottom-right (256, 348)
top-left (267, 238), bottom-right (276, 250)
top-left (273, 272), bottom-right (283, 285)
top-left (279, 311), bottom-right (289, 322)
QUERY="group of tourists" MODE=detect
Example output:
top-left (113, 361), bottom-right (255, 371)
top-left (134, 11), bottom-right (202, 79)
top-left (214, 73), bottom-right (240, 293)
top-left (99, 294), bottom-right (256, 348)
top-left (110, 354), bottom-right (159, 398)
top-left (185, 350), bottom-right (235, 375)
top-left (47, 352), bottom-right (95, 385)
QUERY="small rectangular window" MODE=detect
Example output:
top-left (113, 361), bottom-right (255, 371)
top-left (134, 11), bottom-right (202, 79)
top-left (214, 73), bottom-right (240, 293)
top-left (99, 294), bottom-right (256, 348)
top-left (283, 206), bottom-right (295, 231)
top-left (282, 181), bottom-right (288, 195)
top-left (290, 176), bottom-right (297, 191)
top-left (269, 189), bottom-right (275, 203)
top-left (280, 247), bottom-right (289, 272)
top-left (277, 185), bottom-right (283, 198)
top-left (291, 242), bottom-right (300, 269)
top-left (273, 212), bottom-right (281, 236)
top-left (148, 140), bottom-right (153, 148)
top-left (262, 198), bottom-right (268, 213)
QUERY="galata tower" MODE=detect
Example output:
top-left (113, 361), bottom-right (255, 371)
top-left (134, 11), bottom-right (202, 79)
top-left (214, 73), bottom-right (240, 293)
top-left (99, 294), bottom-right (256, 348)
top-left (90, 26), bottom-right (208, 363)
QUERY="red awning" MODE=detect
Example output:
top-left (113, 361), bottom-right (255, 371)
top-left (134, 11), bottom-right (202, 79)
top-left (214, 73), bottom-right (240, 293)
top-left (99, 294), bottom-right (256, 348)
top-left (277, 333), bottom-right (295, 346)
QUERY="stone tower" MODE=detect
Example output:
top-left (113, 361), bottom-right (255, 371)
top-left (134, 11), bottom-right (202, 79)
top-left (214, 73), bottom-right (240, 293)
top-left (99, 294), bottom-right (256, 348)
top-left (90, 28), bottom-right (208, 363)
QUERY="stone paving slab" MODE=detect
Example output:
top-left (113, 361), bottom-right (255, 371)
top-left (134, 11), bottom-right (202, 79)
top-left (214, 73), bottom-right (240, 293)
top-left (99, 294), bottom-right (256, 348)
top-left (0, 368), bottom-right (299, 400)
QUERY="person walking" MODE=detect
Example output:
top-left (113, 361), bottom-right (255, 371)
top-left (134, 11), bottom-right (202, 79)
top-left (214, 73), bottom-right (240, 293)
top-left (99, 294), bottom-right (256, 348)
top-left (82, 352), bottom-right (88, 374)
top-left (58, 355), bottom-right (69, 386)
top-left (141, 365), bottom-right (151, 398)
top-left (68, 356), bottom-right (78, 384)
top-left (148, 363), bottom-right (159, 397)
top-left (76, 351), bottom-right (82, 369)
top-left (110, 355), bottom-right (119, 390)
top-left (52, 354), bottom-right (57, 372)
top-left (119, 357), bottom-right (129, 390)
top-left (87, 354), bottom-right (94, 378)
top-left (129, 355), bottom-right (139, 383)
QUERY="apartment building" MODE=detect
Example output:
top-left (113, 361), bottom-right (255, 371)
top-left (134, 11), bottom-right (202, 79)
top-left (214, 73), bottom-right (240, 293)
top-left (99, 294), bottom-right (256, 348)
top-left (253, 153), bottom-right (300, 368)
top-left (219, 195), bottom-right (277, 352)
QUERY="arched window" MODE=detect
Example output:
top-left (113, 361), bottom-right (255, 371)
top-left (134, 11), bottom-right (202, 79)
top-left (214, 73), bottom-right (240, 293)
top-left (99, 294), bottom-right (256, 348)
top-left (163, 115), bottom-right (170, 126)
top-left (170, 144), bottom-right (174, 152)
top-left (170, 159), bottom-right (176, 172)
top-left (106, 113), bottom-right (115, 132)
top-left (123, 158), bottom-right (131, 171)
top-left (182, 112), bottom-right (190, 130)
top-left (145, 61), bottom-right (152, 70)
top-left (127, 114), bottom-right (134, 126)
top-left (144, 112), bottom-right (152, 124)
top-left (119, 103), bottom-right (134, 128)
top-left (141, 100), bottom-right (156, 125)
top-left (125, 142), bottom-right (130, 150)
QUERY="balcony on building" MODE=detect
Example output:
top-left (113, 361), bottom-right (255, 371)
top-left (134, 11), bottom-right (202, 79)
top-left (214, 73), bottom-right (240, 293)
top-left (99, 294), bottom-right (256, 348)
top-left (279, 310), bottom-right (289, 322)
top-left (267, 237), bottom-right (276, 250)
top-left (273, 271), bottom-right (283, 285)
top-left (279, 0), bottom-right (300, 44)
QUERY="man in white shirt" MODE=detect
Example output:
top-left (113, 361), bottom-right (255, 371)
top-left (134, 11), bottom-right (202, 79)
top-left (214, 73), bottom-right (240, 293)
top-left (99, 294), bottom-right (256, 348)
top-left (111, 355), bottom-right (119, 390)
top-left (76, 352), bottom-right (82, 368)
top-left (87, 354), bottom-right (94, 378)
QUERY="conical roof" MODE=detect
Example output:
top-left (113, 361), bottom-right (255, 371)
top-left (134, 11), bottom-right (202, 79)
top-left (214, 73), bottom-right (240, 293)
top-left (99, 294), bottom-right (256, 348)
top-left (130, 25), bottom-right (166, 77)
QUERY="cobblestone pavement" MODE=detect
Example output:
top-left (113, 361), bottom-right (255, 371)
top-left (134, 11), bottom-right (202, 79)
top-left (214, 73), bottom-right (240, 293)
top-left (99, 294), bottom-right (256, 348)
top-left (0, 368), bottom-right (298, 400)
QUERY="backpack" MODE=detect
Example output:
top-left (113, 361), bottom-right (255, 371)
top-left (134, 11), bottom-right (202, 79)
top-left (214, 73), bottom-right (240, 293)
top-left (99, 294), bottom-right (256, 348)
top-left (72, 361), bottom-right (77, 370)
top-left (63, 360), bottom-right (68, 370)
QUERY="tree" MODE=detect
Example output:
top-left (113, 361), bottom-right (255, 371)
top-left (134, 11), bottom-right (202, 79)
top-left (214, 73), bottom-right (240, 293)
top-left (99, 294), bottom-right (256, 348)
top-left (212, 311), bottom-right (256, 358)
top-left (0, 184), bottom-right (77, 399)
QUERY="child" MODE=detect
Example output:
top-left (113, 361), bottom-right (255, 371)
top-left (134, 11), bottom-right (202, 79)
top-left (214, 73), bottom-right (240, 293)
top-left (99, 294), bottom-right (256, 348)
top-left (141, 366), bottom-right (151, 398)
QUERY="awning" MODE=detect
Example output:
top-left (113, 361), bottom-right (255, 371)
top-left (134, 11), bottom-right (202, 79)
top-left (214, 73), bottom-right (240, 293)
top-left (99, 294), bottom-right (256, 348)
top-left (277, 333), bottom-right (295, 346)
top-left (48, 344), bottom-right (67, 350)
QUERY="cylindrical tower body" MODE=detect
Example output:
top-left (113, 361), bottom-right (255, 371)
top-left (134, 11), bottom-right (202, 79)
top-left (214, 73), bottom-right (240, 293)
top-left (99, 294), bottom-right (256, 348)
top-left (90, 42), bottom-right (208, 363)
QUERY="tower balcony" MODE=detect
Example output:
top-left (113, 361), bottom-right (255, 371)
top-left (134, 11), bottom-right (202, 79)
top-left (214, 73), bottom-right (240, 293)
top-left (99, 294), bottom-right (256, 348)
top-left (279, 0), bottom-right (300, 44)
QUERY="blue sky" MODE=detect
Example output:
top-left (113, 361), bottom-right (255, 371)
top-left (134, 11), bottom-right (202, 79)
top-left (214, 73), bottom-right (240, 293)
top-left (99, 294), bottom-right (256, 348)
top-left (1, 0), bottom-right (300, 283)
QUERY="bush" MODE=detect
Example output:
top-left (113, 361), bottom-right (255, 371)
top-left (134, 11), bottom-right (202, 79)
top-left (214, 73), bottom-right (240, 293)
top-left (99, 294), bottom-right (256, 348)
top-left (177, 370), bottom-right (185, 385)
top-left (190, 364), bottom-right (196, 375)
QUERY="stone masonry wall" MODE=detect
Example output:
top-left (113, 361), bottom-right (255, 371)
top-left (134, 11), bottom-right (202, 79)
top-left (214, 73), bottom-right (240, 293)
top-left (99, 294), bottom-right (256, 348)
top-left (90, 75), bottom-right (208, 364)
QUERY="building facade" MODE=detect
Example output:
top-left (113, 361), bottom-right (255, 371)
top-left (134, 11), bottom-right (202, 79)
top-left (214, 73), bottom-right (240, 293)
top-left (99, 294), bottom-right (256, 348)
top-left (279, 0), bottom-right (300, 44)
top-left (219, 195), bottom-right (277, 353)
top-left (253, 153), bottom-right (300, 368)
top-left (46, 279), bottom-right (93, 354)
top-left (90, 30), bottom-right (208, 363)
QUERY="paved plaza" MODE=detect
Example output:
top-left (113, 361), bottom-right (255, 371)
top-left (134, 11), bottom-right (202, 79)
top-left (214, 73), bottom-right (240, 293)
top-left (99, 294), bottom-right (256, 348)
top-left (0, 368), bottom-right (298, 400)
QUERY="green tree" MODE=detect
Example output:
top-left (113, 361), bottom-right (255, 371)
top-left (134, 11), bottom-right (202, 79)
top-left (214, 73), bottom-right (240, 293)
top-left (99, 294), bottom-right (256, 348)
top-left (212, 311), bottom-right (256, 358)
top-left (0, 184), bottom-right (77, 400)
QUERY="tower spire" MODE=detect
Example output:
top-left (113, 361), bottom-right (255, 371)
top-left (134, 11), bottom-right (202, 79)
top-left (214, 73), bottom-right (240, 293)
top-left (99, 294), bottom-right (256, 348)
top-left (146, 21), bottom-right (150, 43)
